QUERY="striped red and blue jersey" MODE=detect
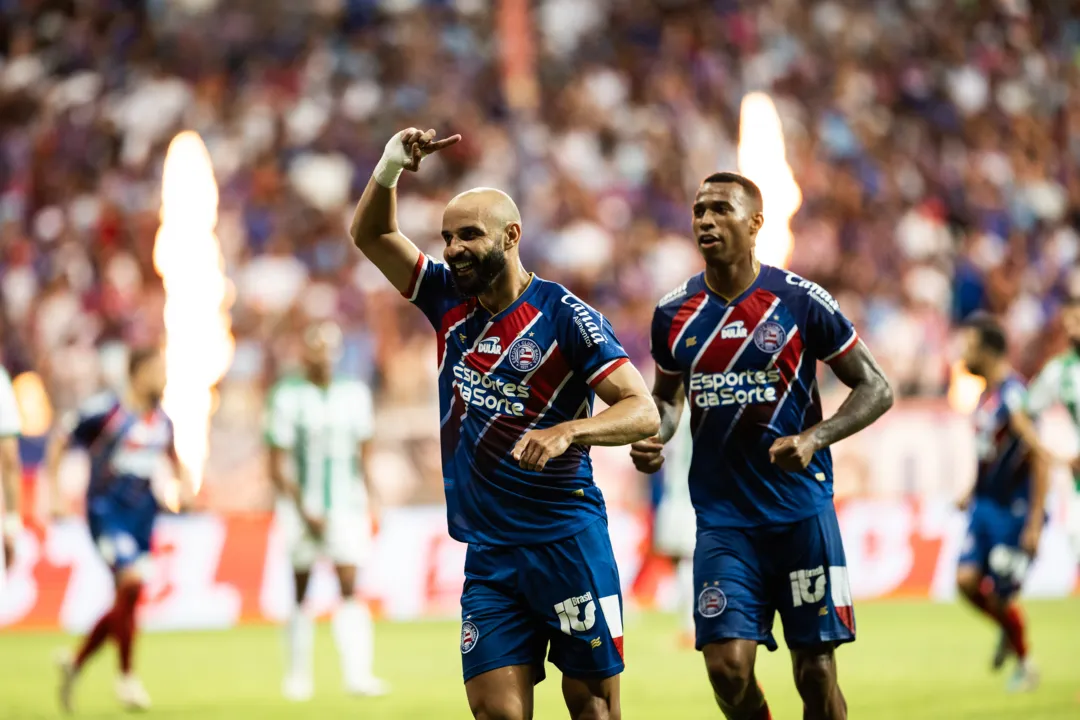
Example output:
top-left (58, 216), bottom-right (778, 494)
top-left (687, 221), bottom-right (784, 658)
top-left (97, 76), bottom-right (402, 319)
top-left (404, 253), bottom-right (631, 546)
top-left (650, 266), bottom-right (858, 528)
top-left (68, 393), bottom-right (174, 511)
top-left (973, 375), bottom-right (1033, 508)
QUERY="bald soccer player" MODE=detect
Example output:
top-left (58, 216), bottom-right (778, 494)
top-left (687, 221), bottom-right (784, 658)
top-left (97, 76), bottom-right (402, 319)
top-left (350, 128), bottom-right (660, 720)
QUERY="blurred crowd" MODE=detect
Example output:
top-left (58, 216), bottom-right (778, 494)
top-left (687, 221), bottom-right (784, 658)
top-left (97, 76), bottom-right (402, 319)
top-left (2, 0), bottom-right (1079, 508)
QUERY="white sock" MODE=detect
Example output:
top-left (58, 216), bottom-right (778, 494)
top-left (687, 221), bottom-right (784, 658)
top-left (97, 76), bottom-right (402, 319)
top-left (332, 599), bottom-right (374, 687)
top-left (677, 556), bottom-right (695, 635)
top-left (285, 608), bottom-right (314, 683)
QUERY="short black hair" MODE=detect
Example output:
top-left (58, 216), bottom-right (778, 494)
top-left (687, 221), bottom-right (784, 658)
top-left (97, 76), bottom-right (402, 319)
top-left (701, 172), bottom-right (763, 213)
top-left (962, 312), bottom-right (1008, 356)
top-left (128, 347), bottom-right (162, 377)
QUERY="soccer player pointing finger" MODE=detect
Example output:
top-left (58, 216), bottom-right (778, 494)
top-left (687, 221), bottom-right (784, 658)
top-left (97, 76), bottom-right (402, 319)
top-left (350, 128), bottom-right (660, 720)
top-left (631, 173), bottom-right (893, 720)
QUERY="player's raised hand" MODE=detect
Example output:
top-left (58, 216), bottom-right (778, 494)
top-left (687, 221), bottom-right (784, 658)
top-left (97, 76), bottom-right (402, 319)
top-left (768, 432), bottom-right (819, 471)
top-left (512, 425), bottom-right (575, 472)
top-left (629, 436), bottom-right (665, 474)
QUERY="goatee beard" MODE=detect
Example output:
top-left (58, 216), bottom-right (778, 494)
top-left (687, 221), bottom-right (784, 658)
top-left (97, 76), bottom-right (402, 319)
top-left (452, 247), bottom-right (507, 297)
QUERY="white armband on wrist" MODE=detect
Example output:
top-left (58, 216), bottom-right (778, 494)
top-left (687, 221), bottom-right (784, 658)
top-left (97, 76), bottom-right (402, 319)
top-left (3, 512), bottom-right (22, 536)
top-left (373, 156), bottom-right (404, 189)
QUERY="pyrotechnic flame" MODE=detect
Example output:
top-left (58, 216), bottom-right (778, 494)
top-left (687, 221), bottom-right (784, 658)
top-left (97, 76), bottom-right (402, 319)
top-left (948, 361), bottom-right (985, 415)
top-left (153, 131), bottom-right (234, 506)
top-left (737, 92), bottom-right (802, 269)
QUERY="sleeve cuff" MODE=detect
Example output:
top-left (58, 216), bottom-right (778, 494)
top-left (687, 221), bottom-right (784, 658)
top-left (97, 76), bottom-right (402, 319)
top-left (586, 357), bottom-right (630, 388)
top-left (823, 332), bottom-right (859, 363)
top-left (401, 253), bottom-right (427, 302)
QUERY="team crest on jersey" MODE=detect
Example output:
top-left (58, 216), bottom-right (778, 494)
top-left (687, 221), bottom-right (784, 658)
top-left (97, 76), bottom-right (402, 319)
top-left (508, 337), bottom-right (542, 372)
top-left (697, 585), bottom-right (727, 618)
top-left (477, 337), bottom-right (502, 355)
top-left (460, 620), bottom-right (480, 654)
top-left (753, 322), bottom-right (786, 353)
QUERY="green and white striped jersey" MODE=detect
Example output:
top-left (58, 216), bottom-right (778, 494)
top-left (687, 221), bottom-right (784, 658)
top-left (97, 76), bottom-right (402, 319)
top-left (1027, 349), bottom-right (1080, 490)
top-left (264, 376), bottom-right (375, 517)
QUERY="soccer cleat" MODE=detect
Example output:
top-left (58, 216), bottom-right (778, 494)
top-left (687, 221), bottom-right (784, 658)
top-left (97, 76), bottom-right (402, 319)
top-left (282, 674), bottom-right (314, 702)
top-left (115, 674), bottom-right (152, 711)
top-left (991, 630), bottom-right (1013, 671)
top-left (1006, 660), bottom-right (1040, 693)
top-left (345, 676), bottom-right (391, 697)
top-left (56, 650), bottom-right (77, 714)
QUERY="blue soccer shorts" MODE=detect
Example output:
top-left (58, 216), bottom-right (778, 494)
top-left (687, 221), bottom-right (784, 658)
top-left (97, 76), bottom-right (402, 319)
top-left (958, 497), bottom-right (1033, 599)
top-left (459, 518), bottom-right (625, 684)
top-left (87, 495), bottom-right (156, 577)
top-left (693, 503), bottom-right (855, 652)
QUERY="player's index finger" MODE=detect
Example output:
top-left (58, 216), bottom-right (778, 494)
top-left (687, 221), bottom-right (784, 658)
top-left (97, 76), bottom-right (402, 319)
top-left (426, 135), bottom-right (462, 151)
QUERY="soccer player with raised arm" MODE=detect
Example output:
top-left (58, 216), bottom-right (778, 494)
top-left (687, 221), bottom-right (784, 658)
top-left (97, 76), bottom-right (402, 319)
top-left (955, 313), bottom-right (1046, 692)
top-left (630, 173), bottom-right (893, 720)
top-left (0, 364), bottom-right (22, 576)
top-left (350, 128), bottom-right (659, 720)
top-left (52, 348), bottom-right (193, 712)
top-left (266, 321), bottom-right (387, 700)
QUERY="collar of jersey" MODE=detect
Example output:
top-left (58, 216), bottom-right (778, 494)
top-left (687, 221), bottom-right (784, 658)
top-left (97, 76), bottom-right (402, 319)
top-left (703, 264), bottom-right (765, 307)
top-left (477, 273), bottom-right (537, 318)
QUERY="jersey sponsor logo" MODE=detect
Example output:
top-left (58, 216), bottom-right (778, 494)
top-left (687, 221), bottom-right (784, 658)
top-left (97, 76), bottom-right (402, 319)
top-left (790, 566), bottom-right (827, 607)
top-left (554, 592), bottom-right (596, 635)
top-left (658, 281), bottom-right (688, 307)
top-left (785, 273), bottom-right (840, 314)
top-left (460, 620), bottom-right (480, 654)
top-left (477, 337), bottom-right (502, 355)
top-left (561, 294), bottom-right (608, 347)
top-left (452, 363), bottom-right (531, 416)
top-left (697, 585), bottom-right (727, 618)
top-left (753, 321), bottom-right (787, 353)
top-left (689, 369), bottom-right (781, 408)
top-left (507, 337), bottom-right (542, 372)
top-left (721, 320), bottom-right (748, 340)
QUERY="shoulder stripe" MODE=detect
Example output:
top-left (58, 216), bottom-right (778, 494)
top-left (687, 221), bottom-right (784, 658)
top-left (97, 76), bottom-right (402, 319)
top-left (669, 291), bottom-right (708, 352)
top-left (403, 253), bottom-right (428, 302)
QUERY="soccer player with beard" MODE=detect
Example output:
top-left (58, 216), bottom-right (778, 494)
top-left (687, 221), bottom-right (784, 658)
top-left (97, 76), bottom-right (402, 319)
top-left (1026, 295), bottom-right (1080, 564)
top-left (956, 314), bottom-right (1047, 692)
top-left (630, 173), bottom-right (893, 720)
top-left (52, 348), bottom-right (193, 712)
top-left (350, 128), bottom-right (659, 720)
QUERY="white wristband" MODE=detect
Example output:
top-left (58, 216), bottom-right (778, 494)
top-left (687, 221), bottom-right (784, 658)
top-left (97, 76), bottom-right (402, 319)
top-left (3, 512), bottom-right (22, 536)
top-left (372, 131), bottom-right (412, 189)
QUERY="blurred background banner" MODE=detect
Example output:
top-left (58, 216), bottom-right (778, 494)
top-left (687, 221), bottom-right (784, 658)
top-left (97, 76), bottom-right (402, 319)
top-left (2, 0), bottom-right (1080, 623)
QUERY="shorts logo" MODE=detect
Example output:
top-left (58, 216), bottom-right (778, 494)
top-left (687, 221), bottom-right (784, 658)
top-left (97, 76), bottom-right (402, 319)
top-left (790, 566), bottom-right (826, 607)
top-left (988, 544), bottom-right (1030, 584)
top-left (477, 337), bottom-right (502, 355)
top-left (554, 592), bottom-right (596, 635)
top-left (460, 620), bottom-right (480, 654)
top-left (753, 322), bottom-right (787, 353)
top-left (697, 586), bottom-right (727, 618)
top-left (508, 338), bottom-right (542, 372)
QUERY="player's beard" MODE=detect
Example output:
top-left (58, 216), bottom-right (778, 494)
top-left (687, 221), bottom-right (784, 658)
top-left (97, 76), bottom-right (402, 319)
top-left (451, 244), bottom-right (508, 297)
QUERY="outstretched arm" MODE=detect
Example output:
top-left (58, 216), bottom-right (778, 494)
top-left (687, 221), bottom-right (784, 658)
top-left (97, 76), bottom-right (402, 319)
top-left (512, 363), bottom-right (661, 472)
top-left (349, 128), bottom-right (460, 293)
top-left (770, 341), bottom-right (894, 470)
top-left (629, 369), bottom-right (684, 474)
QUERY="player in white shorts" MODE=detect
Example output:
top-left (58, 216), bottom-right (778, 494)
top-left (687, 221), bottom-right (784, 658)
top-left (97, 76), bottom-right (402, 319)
top-left (650, 409), bottom-right (696, 642)
top-left (0, 364), bottom-right (23, 584)
top-left (265, 321), bottom-right (387, 700)
top-left (1026, 296), bottom-right (1080, 562)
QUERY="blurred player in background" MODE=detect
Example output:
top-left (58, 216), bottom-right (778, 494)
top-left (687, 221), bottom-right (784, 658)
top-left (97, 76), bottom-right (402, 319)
top-left (956, 314), bottom-right (1047, 693)
top-left (1026, 295), bottom-right (1080, 562)
top-left (51, 348), bottom-right (192, 712)
top-left (631, 173), bottom-right (893, 720)
top-left (351, 128), bottom-right (660, 720)
top-left (265, 320), bottom-right (387, 701)
top-left (651, 410), bottom-right (695, 644)
top-left (0, 364), bottom-right (22, 576)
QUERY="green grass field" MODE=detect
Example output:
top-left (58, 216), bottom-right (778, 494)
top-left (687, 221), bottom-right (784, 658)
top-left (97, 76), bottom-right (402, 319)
top-left (2, 600), bottom-right (1078, 719)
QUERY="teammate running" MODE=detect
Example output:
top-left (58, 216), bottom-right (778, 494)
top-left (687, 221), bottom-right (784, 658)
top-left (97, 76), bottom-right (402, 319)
top-left (1026, 295), bottom-right (1080, 562)
top-left (0, 364), bottom-right (22, 575)
top-left (630, 173), bottom-right (893, 720)
top-left (53, 348), bottom-right (192, 712)
top-left (266, 320), bottom-right (387, 700)
top-left (350, 128), bottom-right (659, 720)
top-left (956, 313), bottom-right (1045, 692)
